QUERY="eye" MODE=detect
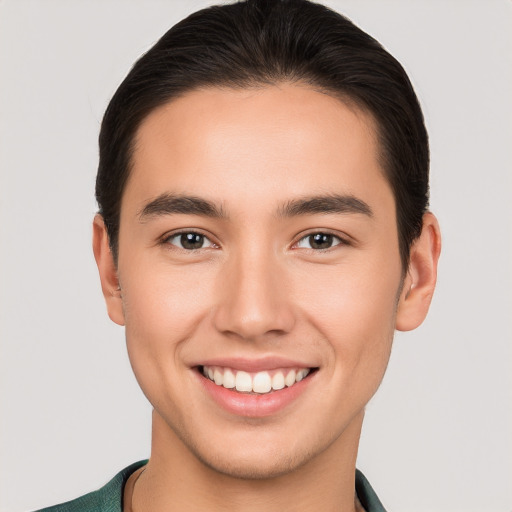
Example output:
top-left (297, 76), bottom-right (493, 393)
top-left (165, 232), bottom-right (216, 250)
top-left (296, 232), bottom-right (344, 250)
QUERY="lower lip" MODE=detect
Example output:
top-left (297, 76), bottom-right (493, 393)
top-left (196, 370), bottom-right (315, 417)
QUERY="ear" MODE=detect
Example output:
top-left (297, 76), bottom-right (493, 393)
top-left (396, 212), bottom-right (441, 331)
top-left (92, 214), bottom-right (125, 326)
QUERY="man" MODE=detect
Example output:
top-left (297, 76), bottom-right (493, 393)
top-left (38, 0), bottom-right (440, 510)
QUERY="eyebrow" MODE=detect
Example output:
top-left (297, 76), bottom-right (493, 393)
top-left (278, 194), bottom-right (373, 218)
top-left (138, 192), bottom-right (373, 222)
top-left (138, 194), bottom-right (226, 221)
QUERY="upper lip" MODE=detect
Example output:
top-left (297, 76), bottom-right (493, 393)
top-left (194, 356), bottom-right (316, 373)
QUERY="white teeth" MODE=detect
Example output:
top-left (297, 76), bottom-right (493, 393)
top-left (252, 372), bottom-right (272, 393)
top-left (213, 369), bottom-right (223, 386)
top-left (285, 370), bottom-right (296, 387)
top-left (302, 369), bottom-right (311, 381)
top-left (296, 369), bottom-right (310, 382)
top-left (272, 372), bottom-right (285, 390)
top-left (235, 371), bottom-right (252, 392)
top-left (222, 369), bottom-right (236, 389)
top-left (203, 366), bottom-right (312, 394)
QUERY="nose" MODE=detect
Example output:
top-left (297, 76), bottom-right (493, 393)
top-left (212, 249), bottom-right (296, 342)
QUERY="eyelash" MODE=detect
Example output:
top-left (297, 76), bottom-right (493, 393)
top-left (161, 230), bottom-right (218, 251)
top-left (161, 230), bottom-right (348, 252)
top-left (293, 231), bottom-right (348, 251)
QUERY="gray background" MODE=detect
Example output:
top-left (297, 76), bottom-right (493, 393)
top-left (1, 1), bottom-right (511, 511)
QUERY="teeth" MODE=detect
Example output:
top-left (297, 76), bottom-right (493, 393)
top-left (285, 370), bottom-right (296, 387)
top-left (235, 371), bottom-right (252, 392)
top-left (296, 369), bottom-right (308, 382)
top-left (252, 372), bottom-right (272, 393)
top-left (222, 369), bottom-right (235, 389)
top-left (213, 369), bottom-right (223, 386)
top-left (272, 372), bottom-right (285, 390)
top-left (202, 366), bottom-right (311, 394)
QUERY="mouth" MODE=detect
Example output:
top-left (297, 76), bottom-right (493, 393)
top-left (198, 365), bottom-right (317, 395)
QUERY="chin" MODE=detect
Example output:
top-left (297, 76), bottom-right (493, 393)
top-left (184, 417), bottom-right (345, 482)
top-left (190, 443), bottom-right (313, 480)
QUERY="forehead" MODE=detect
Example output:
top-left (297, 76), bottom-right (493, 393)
top-left (124, 84), bottom-right (393, 218)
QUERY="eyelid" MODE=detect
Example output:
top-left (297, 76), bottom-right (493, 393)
top-left (160, 228), bottom-right (219, 250)
top-left (158, 228), bottom-right (351, 251)
top-left (292, 229), bottom-right (350, 250)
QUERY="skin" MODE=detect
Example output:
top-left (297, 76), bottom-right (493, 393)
top-left (93, 84), bottom-right (440, 512)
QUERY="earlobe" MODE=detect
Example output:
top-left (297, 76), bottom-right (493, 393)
top-left (395, 212), bottom-right (441, 332)
top-left (92, 214), bottom-right (125, 326)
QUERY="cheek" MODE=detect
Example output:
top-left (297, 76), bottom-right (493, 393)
top-left (304, 271), bottom-right (398, 424)
top-left (122, 262), bottom-right (212, 340)
top-left (119, 262), bottom-right (215, 397)
top-left (299, 254), bottom-right (400, 323)
top-left (118, 265), bottom-right (219, 425)
top-left (295, 256), bottom-right (401, 378)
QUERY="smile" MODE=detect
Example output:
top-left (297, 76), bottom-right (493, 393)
top-left (201, 365), bottom-right (311, 394)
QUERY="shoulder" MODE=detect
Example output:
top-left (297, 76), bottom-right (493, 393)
top-left (32, 461), bottom-right (147, 512)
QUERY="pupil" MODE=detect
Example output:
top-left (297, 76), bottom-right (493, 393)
top-left (310, 233), bottom-right (333, 249)
top-left (181, 233), bottom-right (204, 249)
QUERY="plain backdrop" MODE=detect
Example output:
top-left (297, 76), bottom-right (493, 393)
top-left (1, 1), bottom-right (511, 511)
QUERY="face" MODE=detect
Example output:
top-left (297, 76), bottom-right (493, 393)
top-left (104, 85), bottom-right (406, 478)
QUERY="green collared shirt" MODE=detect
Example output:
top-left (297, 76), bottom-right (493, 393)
top-left (35, 461), bottom-right (387, 512)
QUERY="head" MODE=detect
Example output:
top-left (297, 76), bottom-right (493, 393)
top-left (96, 0), bottom-right (429, 270)
top-left (93, 0), bottom-right (440, 482)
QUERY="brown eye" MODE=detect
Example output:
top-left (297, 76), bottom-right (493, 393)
top-left (296, 232), bottom-right (343, 250)
top-left (166, 232), bottom-right (214, 250)
top-left (310, 233), bottom-right (333, 249)
top-left (180, 233), bottom-right (204, 249)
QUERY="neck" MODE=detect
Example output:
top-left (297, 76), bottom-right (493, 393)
top-left (132, 410), bottom-right (365, 512)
